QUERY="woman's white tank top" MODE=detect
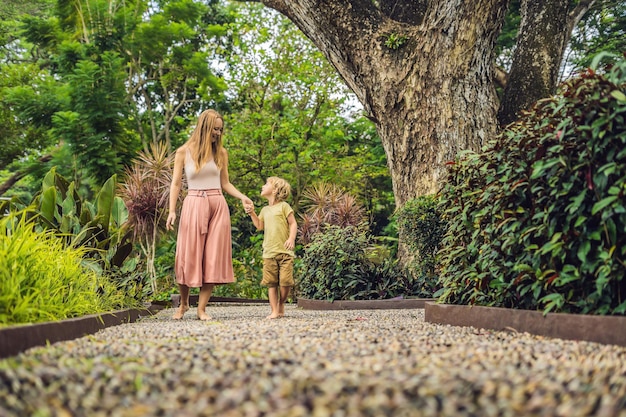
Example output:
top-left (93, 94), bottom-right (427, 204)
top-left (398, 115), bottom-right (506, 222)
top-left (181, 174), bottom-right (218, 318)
top-left (184, 149), bottom-right (221, 190)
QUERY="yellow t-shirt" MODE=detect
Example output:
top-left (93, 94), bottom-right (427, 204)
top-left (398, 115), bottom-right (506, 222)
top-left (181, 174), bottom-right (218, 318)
top-left (259, 201), bottom-right (294, 259)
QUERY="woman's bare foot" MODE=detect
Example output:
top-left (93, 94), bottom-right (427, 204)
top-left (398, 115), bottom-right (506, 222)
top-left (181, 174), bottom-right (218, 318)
top-left (266, 312), bottom-right (280, 319)
top-left (172, 306), bottom-right (189, 320)
top-left (197, 311), bottom-right (212, 321)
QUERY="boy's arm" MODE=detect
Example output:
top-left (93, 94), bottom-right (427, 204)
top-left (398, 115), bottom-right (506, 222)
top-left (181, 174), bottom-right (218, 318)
top-left (247, 208), bottom-right (264, 231)
top-left (284, 212), bottom-right (297, 250)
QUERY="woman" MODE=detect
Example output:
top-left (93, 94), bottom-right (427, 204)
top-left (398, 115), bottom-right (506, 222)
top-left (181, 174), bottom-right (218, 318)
top-left (166, 109), bottom-right (253, 320)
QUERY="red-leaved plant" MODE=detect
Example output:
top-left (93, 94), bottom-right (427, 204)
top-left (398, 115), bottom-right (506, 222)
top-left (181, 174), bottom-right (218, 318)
top-left (298, 181), bottom-right (367, 245)
top-left (118, 142), bottom-right (174, 293)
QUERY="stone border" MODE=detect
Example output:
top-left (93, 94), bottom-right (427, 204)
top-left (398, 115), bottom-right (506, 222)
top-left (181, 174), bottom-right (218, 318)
top-left (424, 302), bottom-right (626, 347)
top-left (297, 297), bottom-right (434, 310)
top-left (0, 306), bottom-right (158, 359)
top-left (171, 295), bottom-right (269, 307)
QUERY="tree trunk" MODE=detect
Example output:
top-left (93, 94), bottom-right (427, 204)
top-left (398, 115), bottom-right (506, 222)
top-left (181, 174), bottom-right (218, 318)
top-left (251, 0), bottom-right (585, 265)
top-left (497, 0), bottom-right (570, 125)
top-left (259, 0), bottom-right (508, 203)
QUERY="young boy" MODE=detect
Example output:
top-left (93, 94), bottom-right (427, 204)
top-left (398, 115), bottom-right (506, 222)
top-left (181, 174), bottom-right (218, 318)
top-left (245, 177), bottom-right (297, 319)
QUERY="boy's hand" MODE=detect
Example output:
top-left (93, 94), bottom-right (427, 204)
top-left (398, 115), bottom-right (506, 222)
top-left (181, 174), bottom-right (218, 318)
top-left (244, 202), bottom-right (254, 214)
top-left (284, 238), bottom-right (295, 250)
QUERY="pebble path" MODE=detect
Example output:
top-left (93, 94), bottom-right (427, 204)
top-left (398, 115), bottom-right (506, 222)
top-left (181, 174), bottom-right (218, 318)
top-left (0, 304), bottom-right (625, 417)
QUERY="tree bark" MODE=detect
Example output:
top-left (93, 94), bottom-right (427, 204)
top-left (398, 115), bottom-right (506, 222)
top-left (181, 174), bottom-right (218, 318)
top-left (498, 0), bottom-right (570, 125)
top-left (259, 0), bottom-right (508, 204)
top-left (249, 0), bottom-right (587, 207)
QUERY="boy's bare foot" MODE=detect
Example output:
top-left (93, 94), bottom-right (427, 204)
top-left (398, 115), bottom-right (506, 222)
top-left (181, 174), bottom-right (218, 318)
top-left (197, 311), bottom-right (212, 321)
top-left (266, 312), bottom-right (280, 319)
top-left (172, 306), bottom-right (189, 320)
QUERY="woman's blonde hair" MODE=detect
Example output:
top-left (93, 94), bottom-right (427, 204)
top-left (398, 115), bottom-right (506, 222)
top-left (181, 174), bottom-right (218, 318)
top-left (187, 109), bottom-right (224, 171)
top-left (268, 177), bottom-right (291, 202)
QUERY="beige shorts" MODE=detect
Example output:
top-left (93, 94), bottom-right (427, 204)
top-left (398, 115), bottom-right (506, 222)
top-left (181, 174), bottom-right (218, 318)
top-left (262, 254), bottom-right (294, 287)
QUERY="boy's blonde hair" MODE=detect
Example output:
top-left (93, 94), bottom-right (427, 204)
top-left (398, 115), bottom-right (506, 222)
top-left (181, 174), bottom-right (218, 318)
top-left (268, 177), bottom-right (291, 202)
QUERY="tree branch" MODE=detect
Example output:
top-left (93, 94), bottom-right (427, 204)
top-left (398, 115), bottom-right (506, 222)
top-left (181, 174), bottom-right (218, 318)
top-left (0, 154), bottom-right (53, 197)
top-left (567, 0), bottom-right (596, 34)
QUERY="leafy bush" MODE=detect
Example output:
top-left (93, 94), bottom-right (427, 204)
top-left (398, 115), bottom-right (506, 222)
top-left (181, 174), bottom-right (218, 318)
top-left (395, 195), bottom-right (446, 297)
top-left (0, 213), bottom-right (129, 325)
top-left (0, 168), bottom-right (148, 304)
top-left (438, 57), bottom-right (626, 315)
top-left (297, 225), bottom-right (415, 301)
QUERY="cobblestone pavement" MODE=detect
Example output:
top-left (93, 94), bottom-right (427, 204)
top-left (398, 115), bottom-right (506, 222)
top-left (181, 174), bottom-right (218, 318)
top-left (0, 304), bottom-right (625, 416)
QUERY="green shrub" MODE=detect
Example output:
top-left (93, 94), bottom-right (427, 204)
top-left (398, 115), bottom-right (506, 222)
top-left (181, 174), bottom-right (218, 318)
top-left (395, 195), bottom-right (446, 297)
top-left (0, 214), bottom-right (128, 325)
top-left (297, 225), bottom-right (415, 301)
top-left (438, 57), bottom-right (626, 315)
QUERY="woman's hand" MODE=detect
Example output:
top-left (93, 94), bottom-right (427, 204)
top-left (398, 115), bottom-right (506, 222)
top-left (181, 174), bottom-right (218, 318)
top-left (166, 213), bottom-right (177, 231)
top-left (241, 197), bottom-right (253, 210)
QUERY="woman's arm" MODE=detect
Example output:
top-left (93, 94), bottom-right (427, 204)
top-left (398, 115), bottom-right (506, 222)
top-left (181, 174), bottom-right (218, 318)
top-left (220, 148), bottom-right (253, 206)
top-left (166, 147), bottom-right (186, 230)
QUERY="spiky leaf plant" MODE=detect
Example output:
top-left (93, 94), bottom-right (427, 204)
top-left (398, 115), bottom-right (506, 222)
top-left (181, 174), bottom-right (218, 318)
top-left (118, 142), bottom-right (174, 293)
top-left (298, 181), bottom-right (367, 245)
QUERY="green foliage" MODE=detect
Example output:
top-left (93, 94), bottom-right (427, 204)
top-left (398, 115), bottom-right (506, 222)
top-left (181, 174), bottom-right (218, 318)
top-left (0, 213), bottom-right (128, 325)
top-left (438, 57), bottom-right (626, 315)
top-left (395, 195), bottom-right (446, 297)
top-left (383, 33), bottom-right (407, 50)
top-left (298, 225), bottom-right (414, 301)
top-left (298, 225), bottom-right (372, 301)
top-left (568, 2), bottom-right (626, 71)
top-left (30, 168), bottom-right (133, 270)
top-left (1, 167), bottom-right (147, 302)
top-left (223, 5), bottom-right (394, 236)
top-left (52, 51), bottom-right (138, 184)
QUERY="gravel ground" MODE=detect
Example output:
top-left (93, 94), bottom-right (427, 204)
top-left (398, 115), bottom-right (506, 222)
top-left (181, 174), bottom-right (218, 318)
top-left (0, 304), bottom-right (625, 417)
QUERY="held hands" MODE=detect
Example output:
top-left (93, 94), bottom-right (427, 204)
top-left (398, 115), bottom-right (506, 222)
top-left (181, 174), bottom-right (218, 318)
top-left (242, 198), bottom-right (254, 215)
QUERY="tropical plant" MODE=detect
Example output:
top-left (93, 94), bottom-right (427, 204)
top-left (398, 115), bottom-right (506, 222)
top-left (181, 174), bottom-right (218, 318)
top-left (298, 182), bottom-right (367, 245)
top-left (438, 54), bottom-right (626, 315)
top-left (118, 142), bottom-right (173, 294)
top-left (29, 167), bottom-right (133, 272)
top-left (0, 212), bottom-right (130, 325)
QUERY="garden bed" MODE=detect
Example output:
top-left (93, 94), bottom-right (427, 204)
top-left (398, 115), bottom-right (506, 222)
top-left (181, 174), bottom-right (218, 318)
top-left (297, 297), bottom-right (434, 310)
top-left (424, 302), bottom-right (626, 347)
top-left (0, 305), bottom-right (160, 359)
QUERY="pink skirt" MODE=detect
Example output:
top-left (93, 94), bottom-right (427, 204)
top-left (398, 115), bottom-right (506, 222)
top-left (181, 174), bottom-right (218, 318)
top-left (175, 189), bottom-right (235, 287)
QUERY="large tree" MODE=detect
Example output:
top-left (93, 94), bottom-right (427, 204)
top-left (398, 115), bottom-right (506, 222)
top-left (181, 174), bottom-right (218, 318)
top-left (250, 0), bottom-right (599, 205)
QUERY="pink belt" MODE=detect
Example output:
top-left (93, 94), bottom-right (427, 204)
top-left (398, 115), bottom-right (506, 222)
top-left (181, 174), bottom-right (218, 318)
top-left (187, 189), bottom-right (222, 197)
top-left (187, 189), bottom-right (223, 234)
